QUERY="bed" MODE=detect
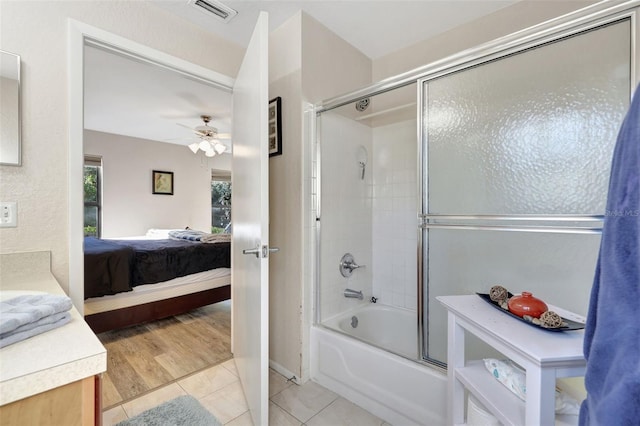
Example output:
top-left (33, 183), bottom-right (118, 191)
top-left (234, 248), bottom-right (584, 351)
top-left (83, 230), bottom-right (231, 333)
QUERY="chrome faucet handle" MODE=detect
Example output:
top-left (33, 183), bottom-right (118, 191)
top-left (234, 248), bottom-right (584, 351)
top-left (339, 253), bottom-right (365, 277)
top-left (343, 260), bottom-right (362, 271)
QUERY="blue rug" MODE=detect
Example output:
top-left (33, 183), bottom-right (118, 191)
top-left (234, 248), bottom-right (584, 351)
top-left (117, 395), bottom-right (222, 426)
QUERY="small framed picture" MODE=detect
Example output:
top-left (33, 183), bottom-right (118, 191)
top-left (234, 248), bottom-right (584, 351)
top-left (152, 170), bottom-right (174, 195)
top-left (268, 96), bottom-right (282, 157)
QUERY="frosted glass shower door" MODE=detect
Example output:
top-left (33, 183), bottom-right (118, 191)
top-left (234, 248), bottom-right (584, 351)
top-left (422, 19), bottom-right (631, 365)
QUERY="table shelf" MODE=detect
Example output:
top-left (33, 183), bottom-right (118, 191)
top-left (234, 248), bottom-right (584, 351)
top-left (438, 295), bottom-right (585, 426)
top-left (456, 361), bottom-right (525, 425)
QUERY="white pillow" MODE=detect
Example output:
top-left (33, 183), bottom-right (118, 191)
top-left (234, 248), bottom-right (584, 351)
top-left (145, 229), bottom-right (178, 239)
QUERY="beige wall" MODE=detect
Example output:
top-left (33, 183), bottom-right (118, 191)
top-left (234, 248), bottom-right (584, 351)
top-left (0, 1), bottom-right (243, 292)
top-left (301, 14), bottom-right (372, 103)
top-left (84, 130), bottom-right (218, 238)
top-left (372, 0), bottom-right (597, 81)
top-left (268, 13), bottom-right (304, 380)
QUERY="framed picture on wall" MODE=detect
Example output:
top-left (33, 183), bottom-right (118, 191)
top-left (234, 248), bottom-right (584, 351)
top-left (269, 96), bottom-right (282, 157)
top-left (152, 170), bottom-right (174, 195)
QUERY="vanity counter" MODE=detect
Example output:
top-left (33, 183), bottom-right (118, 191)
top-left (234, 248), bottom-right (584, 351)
top-left (0, 251), bottom-right (106, 406)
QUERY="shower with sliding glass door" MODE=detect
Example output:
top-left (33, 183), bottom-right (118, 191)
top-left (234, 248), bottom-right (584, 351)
top-left (311, 7), bottom-right (635, 424)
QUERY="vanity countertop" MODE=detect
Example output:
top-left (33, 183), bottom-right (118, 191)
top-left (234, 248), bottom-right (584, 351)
top-left (0, 251), bottom-right (106, 406)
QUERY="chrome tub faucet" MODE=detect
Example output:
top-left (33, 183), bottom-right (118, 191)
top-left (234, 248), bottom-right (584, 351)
top-left (344, 288), bottom-right (363, 300)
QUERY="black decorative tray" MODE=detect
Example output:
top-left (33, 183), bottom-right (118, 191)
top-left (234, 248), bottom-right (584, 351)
top-left (476, 293), bottom-right (585, 332)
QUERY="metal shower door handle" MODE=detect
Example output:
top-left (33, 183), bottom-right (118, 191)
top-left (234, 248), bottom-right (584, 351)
top-left (242, 244), bottom-right (280, 258)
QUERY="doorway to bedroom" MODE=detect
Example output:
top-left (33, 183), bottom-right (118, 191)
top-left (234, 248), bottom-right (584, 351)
top-left (81, 37), bottom-right (235, 409)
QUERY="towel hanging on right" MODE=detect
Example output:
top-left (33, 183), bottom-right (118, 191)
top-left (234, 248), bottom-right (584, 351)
top-left (580, 84), bottom-right (640, 426)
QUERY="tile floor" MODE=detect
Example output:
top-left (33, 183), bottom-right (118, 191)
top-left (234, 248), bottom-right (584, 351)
top-left (102, 359), bottom-right (390, 426)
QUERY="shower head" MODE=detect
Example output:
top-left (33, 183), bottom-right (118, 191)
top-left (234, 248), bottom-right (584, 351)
top-left (357, 145), bottom-right (367, 180)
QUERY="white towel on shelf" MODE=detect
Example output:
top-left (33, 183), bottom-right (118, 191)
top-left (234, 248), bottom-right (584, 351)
top-left (0, 294), bottom-right (73, 335)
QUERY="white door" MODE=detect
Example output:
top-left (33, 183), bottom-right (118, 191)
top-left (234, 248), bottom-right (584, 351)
top-left (231, 11), bottom-right (270, 426)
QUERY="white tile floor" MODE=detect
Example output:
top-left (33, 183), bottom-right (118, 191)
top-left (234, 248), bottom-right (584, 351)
top-left (102, 359), bottom-right (389, 426)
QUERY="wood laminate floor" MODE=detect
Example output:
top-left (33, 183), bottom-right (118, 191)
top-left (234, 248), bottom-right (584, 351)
top-left (97, 300), bottom-right (232, 409)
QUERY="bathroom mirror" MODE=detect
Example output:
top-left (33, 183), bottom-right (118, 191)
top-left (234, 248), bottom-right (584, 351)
top-left (0, 50), bottom-right (21, 166)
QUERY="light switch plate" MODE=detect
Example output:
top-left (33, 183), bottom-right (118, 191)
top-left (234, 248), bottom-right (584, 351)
top-left (0, 202), bottom-right (17, 227)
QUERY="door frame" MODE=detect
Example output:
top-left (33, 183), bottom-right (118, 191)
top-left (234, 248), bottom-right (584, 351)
top-left (67, 20), bottom-right (235, 312)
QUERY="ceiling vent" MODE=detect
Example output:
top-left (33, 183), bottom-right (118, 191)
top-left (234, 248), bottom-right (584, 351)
top-left (189, 0), bottom-right (238, 23)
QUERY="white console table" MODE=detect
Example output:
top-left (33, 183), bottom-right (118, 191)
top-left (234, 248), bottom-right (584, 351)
top-left (437, 295), bottom-right (586, 426)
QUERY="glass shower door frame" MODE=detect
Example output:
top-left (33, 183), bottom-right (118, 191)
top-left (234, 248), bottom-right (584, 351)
top-left (416, 11), bottom-right (637, 366)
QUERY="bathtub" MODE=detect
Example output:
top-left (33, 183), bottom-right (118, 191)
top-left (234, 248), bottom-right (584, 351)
top-left (324, 304), bottom-right (417, 359)
top-left (311, 304), bottom-right (447, 425)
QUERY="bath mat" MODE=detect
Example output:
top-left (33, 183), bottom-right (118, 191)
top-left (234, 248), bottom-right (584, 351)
top-left (117, 395), bottom-right (222, 426)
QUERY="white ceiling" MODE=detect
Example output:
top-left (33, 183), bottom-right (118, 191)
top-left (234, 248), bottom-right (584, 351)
top-left (84, 1), bottom-right (518, 147)
top-left (84, 45), bottom-right (233, 148)
top-left (152, 0), bottom-right (518, 59)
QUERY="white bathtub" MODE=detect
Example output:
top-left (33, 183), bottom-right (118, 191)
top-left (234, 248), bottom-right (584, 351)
top-left (311, 304), bottom-right (447, 426)
top-left (325, 304), bottom-right (417, 359)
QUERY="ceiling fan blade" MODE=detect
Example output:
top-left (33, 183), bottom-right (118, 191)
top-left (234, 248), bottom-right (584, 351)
top-left (217, 133), bottom-right (232, 139)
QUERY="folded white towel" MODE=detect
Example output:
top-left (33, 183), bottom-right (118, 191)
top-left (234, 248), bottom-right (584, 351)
top-left (0, 312), bottom-right (71, 348)
top-left (1, 311), bottom-right (71, 338)
top-left (0, 294), bottom-right (73, 335)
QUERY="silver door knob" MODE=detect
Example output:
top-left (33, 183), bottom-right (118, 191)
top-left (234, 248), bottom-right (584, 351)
top-left (242, 245), bottom-right (261, 258)
top-left (242, 245), bottom-right (280, 258)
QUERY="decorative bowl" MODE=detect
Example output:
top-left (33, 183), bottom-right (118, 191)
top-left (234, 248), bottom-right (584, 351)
top-left (507, 291), bottom-right (548, 318)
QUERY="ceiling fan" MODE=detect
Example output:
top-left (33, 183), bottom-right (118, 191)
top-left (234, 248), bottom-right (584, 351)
top-left (179, 115), bottom-right (231, 157)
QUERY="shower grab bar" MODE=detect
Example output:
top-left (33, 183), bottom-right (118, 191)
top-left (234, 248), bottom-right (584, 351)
top-left (420, 223), bottom-right (602, 235)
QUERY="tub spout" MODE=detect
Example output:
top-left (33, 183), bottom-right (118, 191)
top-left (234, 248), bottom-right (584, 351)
top-left (344, 288), bottom-right (363, 300)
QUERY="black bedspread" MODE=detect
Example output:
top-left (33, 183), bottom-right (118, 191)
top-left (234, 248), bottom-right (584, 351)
top-left (84, 237), bottom-right (135, 298)
top-left (84, 237), bottom-right (231, 299)
top-left (110, 239), bottom-right (231, 286)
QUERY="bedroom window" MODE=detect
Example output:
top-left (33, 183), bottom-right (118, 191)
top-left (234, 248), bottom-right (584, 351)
top-left (211, 169), bottom-right (231, 233)
top-left (84, 156), bottom-right (102, 237)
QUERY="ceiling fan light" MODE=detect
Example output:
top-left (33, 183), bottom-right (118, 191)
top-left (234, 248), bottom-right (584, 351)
top-left (214, 144), bottom-right (226, 154)
top-left (199, 140), bottom-right (211, 151)
top-left (188, 142), bottom-right (200, 154)
top-left (205, 149), bottom-right (216, 157)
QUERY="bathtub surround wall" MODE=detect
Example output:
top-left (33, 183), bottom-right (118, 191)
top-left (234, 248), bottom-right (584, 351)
top-left (371, 118), bottom-right (418, 310)
top-left (318, 113), bottom-right (373, 320)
